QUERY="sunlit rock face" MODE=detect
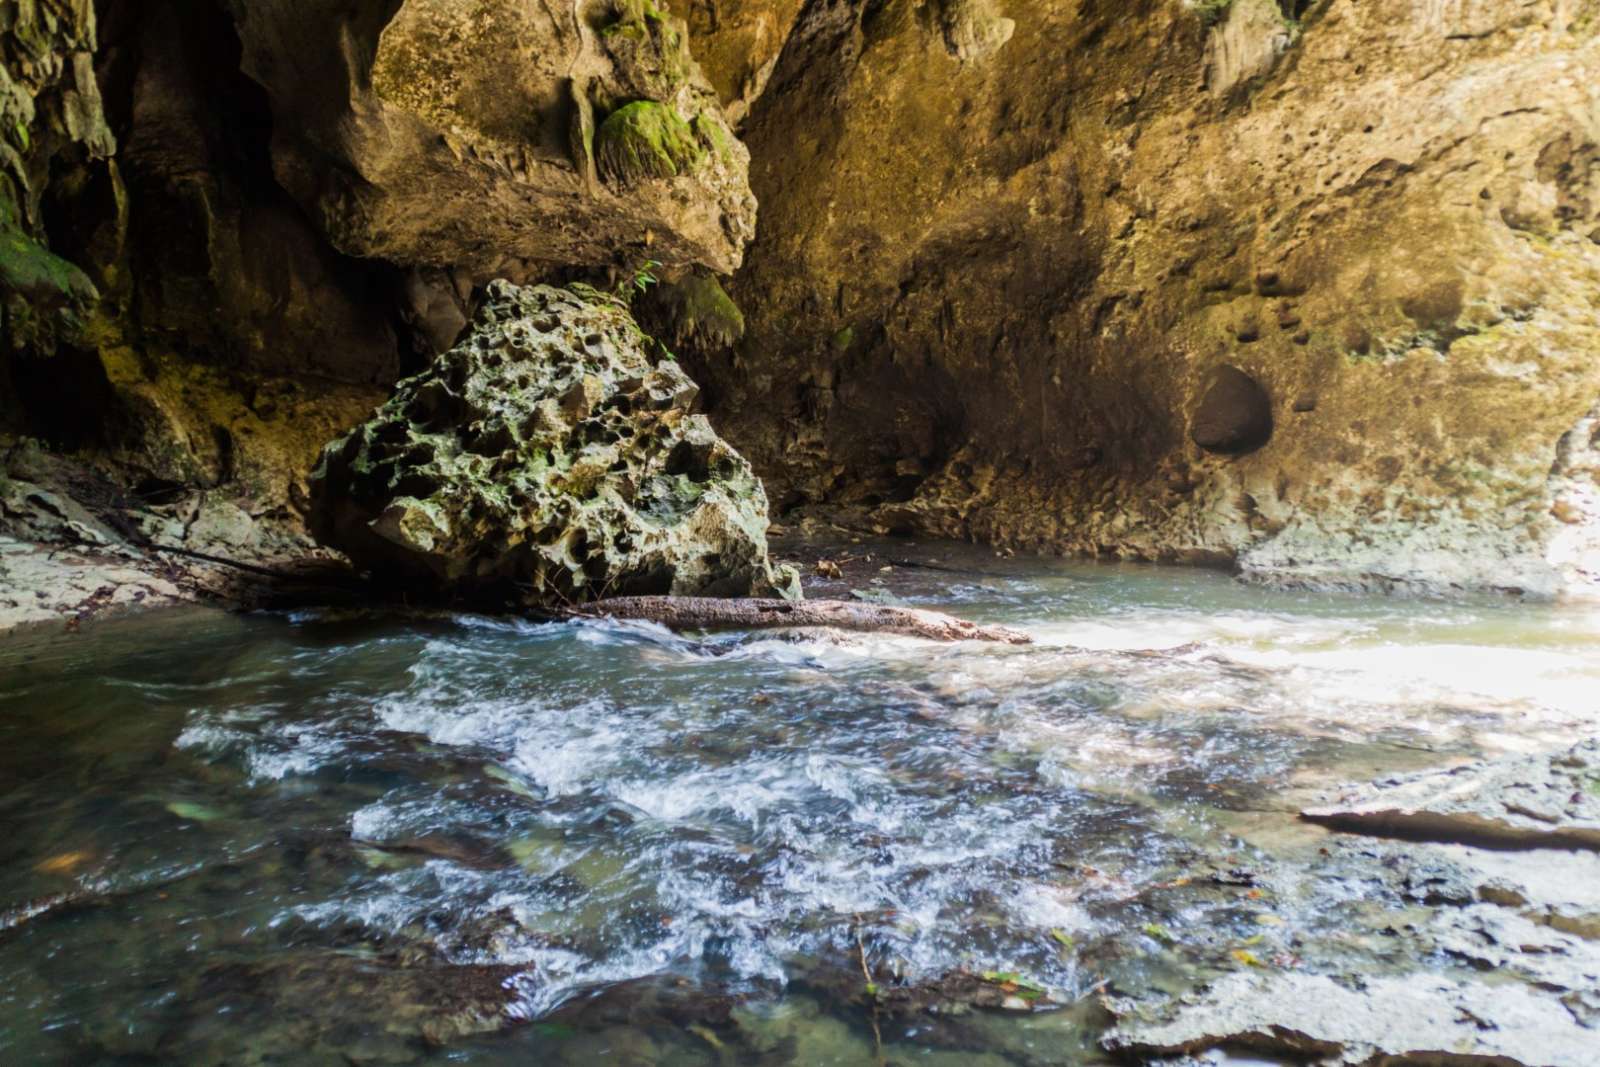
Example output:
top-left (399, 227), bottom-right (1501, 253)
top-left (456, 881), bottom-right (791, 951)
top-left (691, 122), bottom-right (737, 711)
top-left (660, 0), bottom-right (808, 125)
top-left (221, 0), bottom-right (754, 279)
top-left (707, 0), bottom-right (1600, 596)
top-left (309, 281), bottom-right (798, 604)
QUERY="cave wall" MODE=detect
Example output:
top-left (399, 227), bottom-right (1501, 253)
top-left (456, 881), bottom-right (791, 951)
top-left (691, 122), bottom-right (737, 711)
top-left (708, 0), bottom-right (1600, 595)
top-left (1, 0), bottom-right (110, 400)
top-left (2, 0), bottom-right (1598, 595)
top-left (2, 0), bottom-right (407, 529)
top-left (220, 0), bottom-right (754, 278)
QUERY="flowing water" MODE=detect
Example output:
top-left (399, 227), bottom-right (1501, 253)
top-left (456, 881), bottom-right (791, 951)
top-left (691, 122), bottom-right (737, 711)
top-left (2, 541), bottom-right (1598, 1065)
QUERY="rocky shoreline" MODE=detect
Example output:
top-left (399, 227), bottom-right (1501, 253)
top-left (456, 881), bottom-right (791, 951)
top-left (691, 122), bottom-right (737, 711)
top-left (0, 435), bottom-right (359, 636)
top-left (1106, 741), bottom-right (1600, 1066)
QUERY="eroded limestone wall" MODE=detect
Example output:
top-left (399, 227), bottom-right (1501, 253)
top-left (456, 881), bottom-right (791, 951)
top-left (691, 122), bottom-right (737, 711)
top-left (710, 0), bottom-right (1600, 595)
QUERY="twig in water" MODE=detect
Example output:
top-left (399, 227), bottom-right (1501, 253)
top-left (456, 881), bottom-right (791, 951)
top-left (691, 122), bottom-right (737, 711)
top-left (854, 918), bottom-right (887, 1067)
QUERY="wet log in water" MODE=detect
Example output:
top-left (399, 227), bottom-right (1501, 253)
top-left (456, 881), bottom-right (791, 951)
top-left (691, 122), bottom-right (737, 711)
top-left (563, 597), bottom-right (1033, 644)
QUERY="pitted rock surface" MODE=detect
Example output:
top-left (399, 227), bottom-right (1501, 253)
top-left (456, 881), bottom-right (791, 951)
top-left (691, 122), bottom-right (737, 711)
top-left (1104, 968), bottom-right (1599, 1067)
top-left (309, 281), bottom-right (797, 604)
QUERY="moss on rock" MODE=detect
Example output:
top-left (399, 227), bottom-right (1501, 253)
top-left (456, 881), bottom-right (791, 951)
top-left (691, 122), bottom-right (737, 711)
top-left (595, 101), bottom-right (704, 187)
top-left (692, 111), bottom-right (732, 162)
top-left (658, 272), bottom-right (744, 349)
top-left (0, 224), bottom-right (97, 307)
top-left (598, 0), bottom-right (693, 97)
top-left (0, 183), bottom-right (97, 355)
top-left (1191, 0), bottom-right (1237, 27)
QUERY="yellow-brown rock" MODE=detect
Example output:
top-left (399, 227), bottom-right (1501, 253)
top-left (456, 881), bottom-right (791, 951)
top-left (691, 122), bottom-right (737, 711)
top-left (711, 0), bottom-right (1600, 596)
top-left (222, 0), bottom-right (755, 277)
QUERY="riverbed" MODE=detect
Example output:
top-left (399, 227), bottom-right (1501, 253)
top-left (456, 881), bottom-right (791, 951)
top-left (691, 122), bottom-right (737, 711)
top-left (2, 540), bottom-right (1597, 1065)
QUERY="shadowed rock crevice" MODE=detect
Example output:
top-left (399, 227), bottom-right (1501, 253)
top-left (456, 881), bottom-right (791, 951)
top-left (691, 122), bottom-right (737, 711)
top-left (1191, 365), bottom-right (1273, 456)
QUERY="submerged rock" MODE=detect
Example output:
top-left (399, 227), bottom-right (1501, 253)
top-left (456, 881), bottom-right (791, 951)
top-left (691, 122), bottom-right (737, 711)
top-left (174, 952), bottom-right (525, 1061)
top-left (309, 281), bottom-right (798, 605)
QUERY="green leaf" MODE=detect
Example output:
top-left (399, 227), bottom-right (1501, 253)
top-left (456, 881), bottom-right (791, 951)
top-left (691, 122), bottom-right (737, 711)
top-left (166, 801), bottom-right (223, 822)
top-left (354, 845), bottom-right (412, 870)
top-left (1142, 922), bottom-right (1178, 945)
top-left (1049, 928), bottom-right (1075, 950)
top-left (980, 971), bottom-right (1045, 993)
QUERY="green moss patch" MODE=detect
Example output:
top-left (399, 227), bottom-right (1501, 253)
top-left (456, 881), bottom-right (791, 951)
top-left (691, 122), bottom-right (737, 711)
top-left (692, 112), bottom-right (732, 162)
top-left (0, 227), bottom-right (96, 305)
top-left (0, 182), bottom-right (97, 354)
top-left (662, 273), bottom-right (744, 349)
top-left (1192, 0), bottom-right (1236, 26)
top-left (595, 101), bottom-right (704, 186)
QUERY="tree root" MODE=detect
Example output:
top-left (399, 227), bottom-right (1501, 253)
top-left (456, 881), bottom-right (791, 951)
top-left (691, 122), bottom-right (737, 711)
top-left (561, 596), bottom-right (1033, 644)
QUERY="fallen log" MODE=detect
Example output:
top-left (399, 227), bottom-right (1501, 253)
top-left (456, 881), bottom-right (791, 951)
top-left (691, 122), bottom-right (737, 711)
top-left (562, 596), bottom-right (1033, 644)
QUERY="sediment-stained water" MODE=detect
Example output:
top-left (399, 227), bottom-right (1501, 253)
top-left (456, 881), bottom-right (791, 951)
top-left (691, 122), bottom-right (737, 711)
top-left (2, 542), bottom-right (1597, 1065)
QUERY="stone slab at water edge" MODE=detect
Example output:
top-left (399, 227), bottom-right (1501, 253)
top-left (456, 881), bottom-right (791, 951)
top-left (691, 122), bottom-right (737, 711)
top-left (308, 281), bottom-right (798, 605)
top-left (1302, 738), bottom-right (1600, 851)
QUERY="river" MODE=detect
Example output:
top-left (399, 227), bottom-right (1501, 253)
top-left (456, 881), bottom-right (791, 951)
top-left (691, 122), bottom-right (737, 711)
top-left (3, 539), bottom-right (1597, 1065)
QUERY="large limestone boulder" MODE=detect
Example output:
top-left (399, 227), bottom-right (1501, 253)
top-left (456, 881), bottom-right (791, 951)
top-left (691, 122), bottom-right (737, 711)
top-left (309, 281), bottom-right (798, 604)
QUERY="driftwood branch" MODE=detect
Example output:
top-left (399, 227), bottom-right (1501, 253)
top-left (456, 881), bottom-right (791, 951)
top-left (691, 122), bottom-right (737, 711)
top-left (562, 596), bottom-right (1033, 644)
